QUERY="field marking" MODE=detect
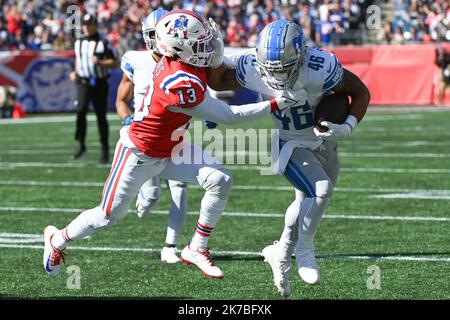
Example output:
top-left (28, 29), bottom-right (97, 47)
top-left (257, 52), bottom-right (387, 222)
top-left (5, 139), bottom-right (450, 150)
top-left (2, 150), bottom-right (450, 160)
top-left (0, 242), bottom-right (449, 263)
top-left (0, 112), bottom-right (434, 126)
top-left (371, 193), bottom-right (450, 200)
top-left (1, 161), bottom-right (450, 175)
top-left (2, 179), bottom-right (450, 197)
top-left (0, 114), bottom-right (118, 125)
top-left (1, 179), bottom-right (450, 197)
top-left (1, 206), bottom-right (449, 222)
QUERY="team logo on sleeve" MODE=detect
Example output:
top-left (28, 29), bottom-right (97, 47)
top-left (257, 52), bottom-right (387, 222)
top-left (168, 15), bottom-right (188, 39)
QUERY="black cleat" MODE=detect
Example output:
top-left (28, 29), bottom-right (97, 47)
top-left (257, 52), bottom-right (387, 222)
top-left (100, 147), bottom-right (110, 164)
top-left (73, 144), bottom-right (86, 159)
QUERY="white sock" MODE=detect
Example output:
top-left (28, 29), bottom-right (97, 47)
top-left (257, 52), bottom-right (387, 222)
top-left (190, 193), bottom-right (226, 250)
top-left (297, 196), bottom-right (329, 250)
top-left (278, 190), bottom-right (305, 259)
top-left (165, 183), bottom-right (187, 245)
top-left (51, 207), bottom-right (110, 251)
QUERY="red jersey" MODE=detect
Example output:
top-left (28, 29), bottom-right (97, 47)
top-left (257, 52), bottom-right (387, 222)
top-left (128, 57), bottom-right (207, 158)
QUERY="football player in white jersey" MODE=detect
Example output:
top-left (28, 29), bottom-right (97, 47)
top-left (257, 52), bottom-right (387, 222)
top-left (115, 9), bottom-right (187, 264)
top-left (233, 20), bottom-right (370, 296)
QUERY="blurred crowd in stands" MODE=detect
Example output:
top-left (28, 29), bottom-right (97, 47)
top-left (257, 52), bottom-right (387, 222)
top-left (378, 0), bottom-right (450, 43)
top-left (0, 0), bottom-right (449, 54)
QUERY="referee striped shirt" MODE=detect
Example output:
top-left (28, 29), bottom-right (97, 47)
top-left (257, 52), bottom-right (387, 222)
top-left (74, 33), bottom-right (117, 79)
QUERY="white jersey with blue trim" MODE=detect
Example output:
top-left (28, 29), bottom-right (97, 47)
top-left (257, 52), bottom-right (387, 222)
top-left (120, 50), bottom-right (156, 111)
top-left (236, 46), bottom-right (343, 149)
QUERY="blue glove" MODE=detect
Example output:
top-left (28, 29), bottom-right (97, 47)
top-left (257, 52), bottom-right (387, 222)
top-left (204, 120), bottom-right (218, 129)
top-left (122, 115), bottom-right (133, 126)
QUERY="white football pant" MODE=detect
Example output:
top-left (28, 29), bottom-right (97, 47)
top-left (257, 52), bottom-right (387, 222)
top-left (51, 137), bottom-right (232, 251)
top-left (278, 140), bottom-right (339, 259)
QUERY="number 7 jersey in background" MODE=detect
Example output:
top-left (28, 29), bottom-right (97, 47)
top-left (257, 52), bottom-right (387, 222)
top-left (236, 47), bottom-right (343, 150)
top-left (129, 57), bottom-right (207, 158)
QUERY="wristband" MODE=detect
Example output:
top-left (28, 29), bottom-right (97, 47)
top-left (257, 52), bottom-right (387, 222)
top-left (269, 99), bottom-right (279, 113)
top-left (122, 115), bottom-right (133, 126)
top-left (344, 115), bottom-right (358, 131)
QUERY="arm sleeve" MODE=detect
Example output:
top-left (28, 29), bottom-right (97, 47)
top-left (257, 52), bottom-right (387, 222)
top-left (167, 91), bottom-right (272, 125)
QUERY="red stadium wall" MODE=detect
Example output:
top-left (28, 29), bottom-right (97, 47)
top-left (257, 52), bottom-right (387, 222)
top-left (1, 44), bottom-right (450, 110)
top-left (329, 44), bottom-right (450, 106)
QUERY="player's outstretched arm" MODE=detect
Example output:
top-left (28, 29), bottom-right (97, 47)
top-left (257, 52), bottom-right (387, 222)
top-left (115, 73), bottom-right (133, 125)
top-left (170, 92), bottom-right (300, 125)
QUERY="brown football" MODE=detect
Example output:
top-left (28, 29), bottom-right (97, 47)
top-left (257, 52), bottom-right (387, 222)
top-left (313, 93), bottom-right (350, 132)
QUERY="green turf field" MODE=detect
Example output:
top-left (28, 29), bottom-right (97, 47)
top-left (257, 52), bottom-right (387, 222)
top-left (0, 108), bottom-right (449, 299)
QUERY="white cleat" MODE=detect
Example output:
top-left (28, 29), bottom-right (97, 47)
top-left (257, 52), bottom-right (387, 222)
top-left (296, 248), bottom-right (320, 285)
top-left (261, 242), bottom-right (291, 297)
top-left (180, 245), bottom-right (224, 279)
top-left (161, 246), bottom-right (180, 264)
top-left (43, 225), bottom-right (65, 277)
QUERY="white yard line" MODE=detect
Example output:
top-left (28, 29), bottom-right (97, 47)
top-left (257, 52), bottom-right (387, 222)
top-left (0, 242), bottom-right (448, 263)
top-left (2, 150), bottom-right (449, 159)
top-left (1, 161), bottom-right (450, 174)
top-left (0, 206), bottom-right (449, 221)
top-left (0, 114), bottom-right (118, 125)
top-left (1, 179), bottom-right (450, 196)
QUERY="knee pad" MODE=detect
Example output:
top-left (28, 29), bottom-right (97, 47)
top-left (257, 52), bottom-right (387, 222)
top-left (315, 179), bottom-right (334, 199)
top-left (201, 168), bottom-right (233, 199)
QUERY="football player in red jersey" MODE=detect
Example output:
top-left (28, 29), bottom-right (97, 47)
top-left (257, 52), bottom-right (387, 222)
top-left (43, 10), bottom-right (304, 279)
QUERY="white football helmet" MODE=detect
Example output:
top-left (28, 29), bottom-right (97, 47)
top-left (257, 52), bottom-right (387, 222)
top-left (155, 10), bottom-right (220, 67)
top-left (256, 20), bottom-right (306, 90)
top-left (142, 8), bottom-right (168, 51)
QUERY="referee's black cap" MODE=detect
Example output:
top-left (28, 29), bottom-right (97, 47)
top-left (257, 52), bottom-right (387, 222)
top-left (82, 14), bottom-right (97, 25)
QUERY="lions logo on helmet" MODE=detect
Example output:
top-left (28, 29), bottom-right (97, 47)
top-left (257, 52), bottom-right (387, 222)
top-left (256, 20), bottom-right (307, 90)
top-left (167, 15), bottom-right (188, 39)
top-left (155, 10), bottom-right (220, 67)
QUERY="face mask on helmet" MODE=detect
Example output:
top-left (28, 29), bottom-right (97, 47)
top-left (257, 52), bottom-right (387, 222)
top-left (143, 28), bottom-right (156, 50)
top-left (258, 59), bottom-right (300, 90)
top-left (186, 31), bottom-right (216, 67)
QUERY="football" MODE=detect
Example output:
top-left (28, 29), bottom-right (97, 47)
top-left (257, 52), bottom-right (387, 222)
top-left (313, 93), bottom-right (350, 132)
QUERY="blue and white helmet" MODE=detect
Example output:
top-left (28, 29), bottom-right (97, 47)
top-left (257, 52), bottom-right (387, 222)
top-left (256, 20), bottom-right (306, 90)
top-left (142, 8), bottom-right (168, 50)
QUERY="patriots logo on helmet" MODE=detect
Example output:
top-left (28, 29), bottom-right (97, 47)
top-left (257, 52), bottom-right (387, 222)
top-left (167, 15), bottom-right (188, 39)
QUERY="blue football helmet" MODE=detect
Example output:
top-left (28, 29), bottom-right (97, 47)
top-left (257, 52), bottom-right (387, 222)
top-left (256, 20), bottom-right (306, 90)
top-left (142, 8), bottom-right (168, 50)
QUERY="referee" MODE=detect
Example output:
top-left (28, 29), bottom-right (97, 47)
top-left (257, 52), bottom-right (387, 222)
top-left (70, 14), bottom-right (119, 164)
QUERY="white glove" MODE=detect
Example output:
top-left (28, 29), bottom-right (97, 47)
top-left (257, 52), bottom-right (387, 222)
top-left (314, 115), bottom-right (358, 141)
top-left (274, 88), bottom-right (308, 111)
top-left (209, 18), bottom-right (224, 68)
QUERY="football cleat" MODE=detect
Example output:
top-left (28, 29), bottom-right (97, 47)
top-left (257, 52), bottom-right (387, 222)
top-left (296, 247), bottom-right (320, 285)
top-left (261, 241), bottom-right (291, 297)
top-left (161, 246), bottom-right (180, 264)
top-left (180, 244), bottom-right (224, 279)
top-left (43, 226), bottom-right (65, 277)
